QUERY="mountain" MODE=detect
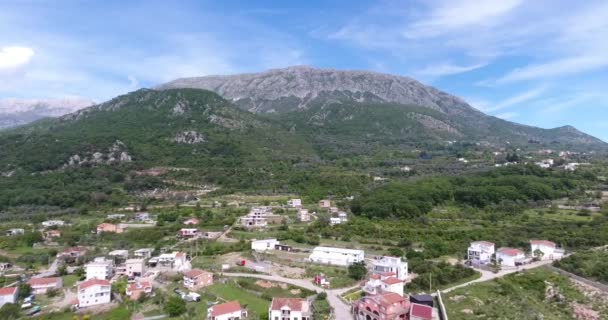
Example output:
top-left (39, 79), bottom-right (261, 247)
top-left (159, 66), bottom-right (605, 149)
top-left (0, 98), bottom-right (94, 129)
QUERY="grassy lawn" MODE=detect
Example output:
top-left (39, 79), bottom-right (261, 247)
top-left (205, 281), bottom-right (269, 318)
top-left (62, 274), bottom-right (80, 288)
top-left (305, 265), bottom-right (358, 289)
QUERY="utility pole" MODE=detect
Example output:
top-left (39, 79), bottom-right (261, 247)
top-left (429, 272), bottom-right (432, 292)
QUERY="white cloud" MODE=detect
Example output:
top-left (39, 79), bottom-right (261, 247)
top-left (127, 75), bottom-right (139, 89)
top-left (495, 112), bottom-right (518, 119)
top-left (404, 0), bottom-right (524, 38)
top-left (0, 46), bottom-right (34, 70)
top-left (484, 87), bottom-right (546, 112)
top-left (415, 62), bottom-right (487, 77)
top-left (496, 55), bottom-right (608, 83)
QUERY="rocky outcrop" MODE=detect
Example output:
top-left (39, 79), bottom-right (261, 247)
top-left (65, 140), bottom-right (132, 167)
top-left (173, 131), bottom-right (206, 144)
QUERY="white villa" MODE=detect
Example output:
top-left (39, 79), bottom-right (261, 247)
top-left (318, 199), bottom-right (331, 208)
top-left (42, 220), bottom-right (65, 227)
top-left (329, 217), bottom-right (342, 225)
top-left (309, 246), bottom-right (364, 266)
top-left (85, 257), bottom-right (114, 280)
top-left (338, 211), bottom-right (348, 222)
top-left (467, 241), bottom-right (495, 265)
top-left (77, 279), bottom-right (111, 308)
top-left (239, 206), bottom-right (273, 228)
top-left (269, 298), bottom-right (311, 320)
top-left (157, 251), bottom-right (189, 271)
top-left (251, 239), bottom-right (280, 252)
top-left (371, 256), bottom-right (408, 280)
top-left (288, 199), bottom-right (302, 207)
top-left (530, 240), bottom-right (563, 260)
top-left (134, 248), bottom-right (154, 259)
top-left (496, 247), bottom-right (526, 267)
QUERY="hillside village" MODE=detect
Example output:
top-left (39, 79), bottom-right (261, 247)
top-left (2, 192), bottom-right (606, 320)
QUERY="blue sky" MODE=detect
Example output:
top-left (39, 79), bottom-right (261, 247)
top-left (1, 0), bottom-right (608, 140)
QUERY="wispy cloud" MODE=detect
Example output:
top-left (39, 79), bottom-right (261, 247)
top-left (496, 55), bottom-right (608, 83)
top-left (481, 87), bottom-right (546, 112)
top-left (414, 62), bottom-right (487, 77)
top-left (495, 112), bottom-right (518, 119)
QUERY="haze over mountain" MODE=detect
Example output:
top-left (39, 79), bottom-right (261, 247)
top-left (0, 98), bottom-right (94, 129)
top-left (159, 66), bottom-right (605, 148)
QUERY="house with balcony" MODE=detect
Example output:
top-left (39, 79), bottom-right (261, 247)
top-left (530, 240), bottom-right (563, 260)
top-left (85, 257), bottom-right (114, 280)
top-left (372, 256), bottom-right (408, 280)
top-left (353, 292), bottom-right (410, 320)
top-left (77, 279), bottom-right (111, 308)
top-left (467, 241), bottom-right (495, 265)
top-left (183, 268), bottom-right (213, 289)
top-left (269, 297), bottom-right (311, 320)
top-left (126, 279), bottom-right (152, 301)
top-left (362, 273), bottom-right (404, 296)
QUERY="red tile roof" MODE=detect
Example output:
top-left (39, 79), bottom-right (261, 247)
top-left (183, 268), bottom-right (208, 278)
top-left (210, 301), bottom-right (242, 317)
top-left (497, 247), bottom-right (524, 256)
top-left (0, 287), bottom-right (17, 296)
top-left (380, 292), bottom-right (405, 305)
top-left (270, 298), bottom-right (304, 312)
top-left (78, 278), bottom-right (110, 290)
top-left (370, 274), bottom-right (381, 280)
top-left (382, 277), bottom-right (403, 285)
top-left (380, 271), bottom-right (396, 277)
top-left (410, 303), bottom-right (433, 319)
top-left (28, 277), bottom-right (61, 286)
top-left (127, 280), bottom-right (151, 292)
top-left (530, 240), bottom-right (556, 247)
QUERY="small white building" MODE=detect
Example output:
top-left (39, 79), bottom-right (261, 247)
top-left (309, 246), bottom-right (364, 266)
top-left (42, 220), bottom-right (65, 227)
top-left (329, 217), bottom-right (342, 225)
top-left (338, 211), bottom-right (348, 222)
top-left (157, 252), bottom-right (189, 271)
top-left (530, 240), bottom-right (561, 260)
top-left (372, 256), bottom-right (408, 280)
top-left (178, 228), bottom-right (198, 238)
top-left (288, 199), bottom-right (302, 207)
top-left (496, 247), bottom-right (526, 267)
top-left (298, 208), bottom-right (310, 222)
top-left (6, 228), bottom-right (24, 236)
top-left (0, 287), bottom-right (18, 306)
top-left (467, 241), bottom-right (495, 265)
top-left (269, 298), bottom-right (311, 320)
top-left (106, 214), bottom-right (126, 220)
top-left (208, 301), bottom-right (247, 320)
top-left (134, 248), bottom-right (154, 259)
top-left (77, 279), bottom-right (111, 308)
top-left (251, 239), bottom-right (279, 252)
top-left (85, 257), bottom-right (114, 280)
top-left (123, 259), bottom-right (146, 277)
top-left (108, 250), bottom-right (129, 260)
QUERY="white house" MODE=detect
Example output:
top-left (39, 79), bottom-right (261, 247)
top-left (6, 228), bottom-right (24, 236)
top-left (108, 250), bottom-right (129, 260)
top-left (208, 301), bottom-right (247, 320)
top-left (251, 239), bottom-right (279, 252)
top-left (372, 256), bottom-right (408, 280)
top-left (85, 257), bottom-right (114, 280)
top-left (134, 248), bottom-right (154, 259)
top-left (178, 228), bottom-right (198, 238)
top-left (338, 211), bottom-right (348, 222)
top-left (117, 259), bottom-right (146, 277)
top-left (467, 241), bottom-right (495, 265)
top-left (269, 298), bottom-right (311, 320)
top-left (362, 273), bottom-right (404, 296)
top-left (157, 252), bottom-right (189, 271)
top-left (77, 279), bottom-right (111, 308)
top-left (0, 287), bottom-right (18, 306)
top-left (42, 220), bottom-right (65, 228)
top-left (329, 217), bottom-right (342, 225)
top-left (530, 240), bottom-right (561, 260)
top-left (28, 277), bottom-right (63, 294)
top-left (309, 246), bottom-right (364, 266)
top-left (298, 209), bottom-right (310, 222)
top-left (496, 247), bottom-right (526, 267)
top-left (106, 214), bottom-right (126, 220)
top-left (288, 199), bottom-right (302, 207)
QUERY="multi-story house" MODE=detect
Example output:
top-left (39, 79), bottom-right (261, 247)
top-left (268, 298), bottom-right (311, 320)
top-left (372, 256), bottom-right (408, 280)
top-left (353, 292), bottom-right (410, 320)
top-left (363, 273), bottom-right (404, 296)
top-left (183, 268), bottom-right (213, 289)
top-left (85, 257), bottom-right (114, 280)
top-left (467, 241), bottom-right (495, 265)
top-left (77, 279), bottom-right (111, 307)
top-left (28, 277), bottom-right (63, 294)
top-left (208, 301), bottom-right (247, 320)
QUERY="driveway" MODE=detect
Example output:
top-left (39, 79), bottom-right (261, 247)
top-left (222, 272), bottom-right (356, 320)
top-left (33, 257), bottom-right (59, 278)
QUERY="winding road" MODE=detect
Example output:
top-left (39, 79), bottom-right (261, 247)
top-left (222, 272), bottom-right (357, 320)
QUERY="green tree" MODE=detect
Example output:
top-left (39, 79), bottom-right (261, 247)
top-left (348, 261), bottom-right (367, 280)
top-left (0, 303), bottom-right (20, 320)
top-left (164, 296), bottom-right (187, 317)
top-left (18, 283), bottom-right (31, 299)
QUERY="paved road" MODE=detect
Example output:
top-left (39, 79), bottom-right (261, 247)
top-left (440, 258), bottom-right (559, 294)
top-left (33, 257), bottom-right (59, 278)
top-left (222, 272), bottom-right (357, 320)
